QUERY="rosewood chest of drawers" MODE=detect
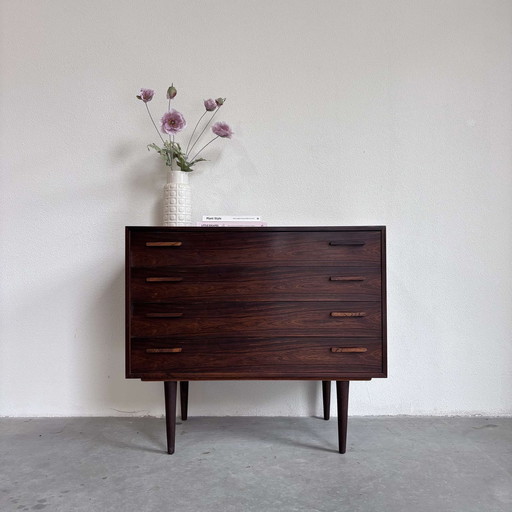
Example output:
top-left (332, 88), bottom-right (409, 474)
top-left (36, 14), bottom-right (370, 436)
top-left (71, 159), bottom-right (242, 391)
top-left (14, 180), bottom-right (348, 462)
top-left (126, 226), bottom-right (387, 454)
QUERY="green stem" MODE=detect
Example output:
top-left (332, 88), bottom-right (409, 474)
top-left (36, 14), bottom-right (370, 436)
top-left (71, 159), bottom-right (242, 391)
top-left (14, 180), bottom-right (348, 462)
top-left (145, 103), bottom-right (165, 144)
top-left (186, 105), bottom-right (222, 158)
top-left (170, 135), bottom-right (175, 168)
top-left (189, 135), bottom-right (219, 162)
top-left (186, 110), bottom-right (208, 155)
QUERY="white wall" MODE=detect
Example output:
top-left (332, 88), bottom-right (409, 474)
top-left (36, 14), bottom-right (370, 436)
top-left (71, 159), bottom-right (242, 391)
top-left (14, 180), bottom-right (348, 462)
top-left (1, 0), bottom-right (511, 417)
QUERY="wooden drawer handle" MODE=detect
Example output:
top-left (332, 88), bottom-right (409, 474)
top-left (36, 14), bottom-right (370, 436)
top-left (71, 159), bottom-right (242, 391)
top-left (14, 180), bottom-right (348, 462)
top-left (329, 240), bottom-right (366, 246)
top-left (145, 241), bottom-right (183, 247)
top-left (331, 347), bottom-right (368, 353)
top-left (146, 277), bottom-right (184, 282)
top-left (329, 276), bottom-right (364, 282)
top-left (146, 348), bottom-right (182, 353)
top-left (330, 312), bottom-right (366, 317)
top-left (145, 312), bottom-right (183, 318)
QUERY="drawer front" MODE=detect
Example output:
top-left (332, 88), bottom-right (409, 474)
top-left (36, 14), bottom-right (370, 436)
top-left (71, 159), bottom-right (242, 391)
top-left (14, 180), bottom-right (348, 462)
top-left (130, 301), bottom-right (381, 338)
top-left (130, 266), bottom-right (381, 302)
top-left (129, 337), bottom-right (383, 379)
top-left (129, 230), bottom-right (382, 267)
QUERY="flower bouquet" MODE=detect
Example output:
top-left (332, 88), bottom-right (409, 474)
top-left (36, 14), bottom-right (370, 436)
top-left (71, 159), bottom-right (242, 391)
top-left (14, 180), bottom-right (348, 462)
top-left (137, 85), bottom-right (233, 172)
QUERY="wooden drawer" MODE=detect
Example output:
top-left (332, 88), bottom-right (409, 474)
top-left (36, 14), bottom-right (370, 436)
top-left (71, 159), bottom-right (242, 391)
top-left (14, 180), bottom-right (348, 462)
top-left (129, 229), bottom-right (382, 267)
top-left (130, 301), bottom-right (381, 338)
top-left (129, 266), bottom-right (382, 302)
top-left (128, 337), bottom-right (384, 379)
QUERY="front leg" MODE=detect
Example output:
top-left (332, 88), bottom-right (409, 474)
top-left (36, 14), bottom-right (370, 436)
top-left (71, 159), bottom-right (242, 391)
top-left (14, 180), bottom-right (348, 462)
top-left (336, 381), bottom-right (350, 454)
top-left (164, 381), bottom-right (177, 454)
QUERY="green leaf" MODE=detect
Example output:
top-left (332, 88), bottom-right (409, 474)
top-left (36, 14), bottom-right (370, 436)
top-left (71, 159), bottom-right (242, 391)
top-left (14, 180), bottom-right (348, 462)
top-left (147, 143), bottom-right (164, 155)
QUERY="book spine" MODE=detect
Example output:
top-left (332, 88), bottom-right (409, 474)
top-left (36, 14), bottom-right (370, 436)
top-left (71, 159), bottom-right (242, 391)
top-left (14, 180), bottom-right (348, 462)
top-left (202, 215), bottom-right (262, 221)
top-left (196, 222), bottom-right (267, 227)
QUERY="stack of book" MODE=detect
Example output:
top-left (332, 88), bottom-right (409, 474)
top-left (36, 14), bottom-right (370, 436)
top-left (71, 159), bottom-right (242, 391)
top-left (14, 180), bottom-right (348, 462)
top-left (196, 215), bottom-right (267, 227)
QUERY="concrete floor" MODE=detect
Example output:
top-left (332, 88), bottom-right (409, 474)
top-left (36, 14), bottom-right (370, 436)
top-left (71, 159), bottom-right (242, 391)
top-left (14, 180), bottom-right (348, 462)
top-left (0, 417), bottom-right (511, 512)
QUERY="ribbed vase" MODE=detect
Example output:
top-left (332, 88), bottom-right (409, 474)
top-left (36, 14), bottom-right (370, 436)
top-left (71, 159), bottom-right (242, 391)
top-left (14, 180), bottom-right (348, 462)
top-left (163, 170), bottom-right (192, 226)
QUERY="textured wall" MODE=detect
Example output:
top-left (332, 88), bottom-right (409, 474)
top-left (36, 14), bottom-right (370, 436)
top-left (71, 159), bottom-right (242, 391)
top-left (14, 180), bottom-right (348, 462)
top-left (1, 0), bottom-right (511, 416)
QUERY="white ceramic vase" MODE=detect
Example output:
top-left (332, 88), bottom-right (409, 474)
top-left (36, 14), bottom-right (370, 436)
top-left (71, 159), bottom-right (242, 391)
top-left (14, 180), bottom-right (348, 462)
top-left (163, 169), bottom-right (192, 226)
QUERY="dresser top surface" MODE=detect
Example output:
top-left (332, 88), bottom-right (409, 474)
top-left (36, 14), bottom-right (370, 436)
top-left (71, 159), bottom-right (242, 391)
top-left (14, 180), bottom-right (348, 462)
top-left (127, 226), bottom-right (386, 232)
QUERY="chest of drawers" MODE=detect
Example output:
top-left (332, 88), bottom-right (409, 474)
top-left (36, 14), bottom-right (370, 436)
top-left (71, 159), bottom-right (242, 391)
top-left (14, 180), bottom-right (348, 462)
top-left (126, 226), bottom-right (387, 453)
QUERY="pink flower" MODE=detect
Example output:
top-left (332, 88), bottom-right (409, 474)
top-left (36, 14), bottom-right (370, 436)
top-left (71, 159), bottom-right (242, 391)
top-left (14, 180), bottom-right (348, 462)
top-left (136, 88), bottom-right (154, 103)
top-left (204, 98), bottom-right (217, 111)
top-left (212, 121), bottom-right (233, 138)
top-left (161, 109), bottom-right (186, 134)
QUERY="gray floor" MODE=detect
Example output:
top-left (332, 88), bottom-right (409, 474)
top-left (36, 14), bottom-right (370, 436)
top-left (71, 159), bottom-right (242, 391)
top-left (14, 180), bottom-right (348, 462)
top-left (0, 417), bottom-right (511, 512)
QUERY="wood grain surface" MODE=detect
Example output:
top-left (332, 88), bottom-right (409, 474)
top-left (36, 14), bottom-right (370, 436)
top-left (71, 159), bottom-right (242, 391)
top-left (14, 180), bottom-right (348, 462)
top-left (126, 227), bottom-right (387, 381)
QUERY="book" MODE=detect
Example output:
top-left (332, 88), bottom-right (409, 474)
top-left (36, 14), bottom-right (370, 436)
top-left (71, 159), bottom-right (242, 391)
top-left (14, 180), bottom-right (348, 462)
top-left (202, 215), bottom-right (262, 222)
top-left (196, 222), bottom-right (267, 227)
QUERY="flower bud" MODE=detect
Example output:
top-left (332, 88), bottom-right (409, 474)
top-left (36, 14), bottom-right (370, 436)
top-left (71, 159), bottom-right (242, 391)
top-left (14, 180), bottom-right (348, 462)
top-left (215, 97), bottom-right (225, 106)
top-left (167, 84), bottom-right (177, 100)
top-left (204, 98), bottom-right (217, 111)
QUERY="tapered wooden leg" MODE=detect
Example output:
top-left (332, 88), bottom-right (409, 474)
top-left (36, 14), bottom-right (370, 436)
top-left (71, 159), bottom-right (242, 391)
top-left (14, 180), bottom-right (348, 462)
top-left (336, 381), bottom-right (350, 454)
top-left (180, 381), bottom-right (189, 421)
top-left (164, 381), bottom-right (177, 454)
top-left (322, 381), bottom-right (331, 420)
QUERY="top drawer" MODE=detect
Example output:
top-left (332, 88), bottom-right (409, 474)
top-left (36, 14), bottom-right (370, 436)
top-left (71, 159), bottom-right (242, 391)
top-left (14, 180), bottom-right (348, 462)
top-left (128, 229), bottom-right (383, 267)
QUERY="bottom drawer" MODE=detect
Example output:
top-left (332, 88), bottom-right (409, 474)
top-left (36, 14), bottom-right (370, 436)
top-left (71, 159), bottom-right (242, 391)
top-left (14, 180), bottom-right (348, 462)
top-left (128, 337), bottom-right (384, 380)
